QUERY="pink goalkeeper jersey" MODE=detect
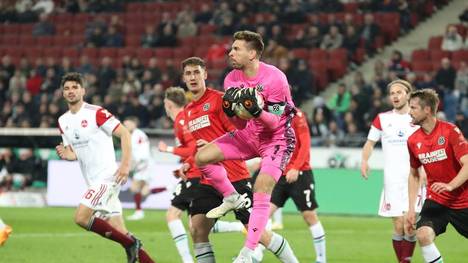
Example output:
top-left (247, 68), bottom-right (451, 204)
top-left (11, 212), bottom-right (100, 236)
top-left (224, 62), bottom-right (295, 138)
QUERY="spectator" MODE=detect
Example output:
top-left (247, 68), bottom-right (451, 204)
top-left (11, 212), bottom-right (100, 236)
top-left (177, 15), bottom-right (197, 39)
top-left (76, 55), bottom-right (95, 75)
top-left (236, 17), bottom-right (256, 32)
top-left (211, 1), bottom-right (233, 25)
top-left (156, 24), bottom-right (178, 47)
top-left (289, 59), bottom-right (315, 105)
top-left (97, 57), bottom-right (116, 98)
top-left (26, 69), bottom-right (43, 96)
top-left (342, 25), bottom-right (361, 62)
top-left (327, 83), bottom-right (351, 127)
top-left (387, 50), bottom-right (411, 78)
top-left (310, 108), bottom-right (329, 146)
top-left (263, 39), bottom-right (288, 65)
top-left (86, 27), bottom-right (105, 48)
top-left (398, 0), bottom-right (412, 33)
top-left (325, 120), bottom-right (344, 147)
top-left (141, 25), bottom-right (158, 48)
top-left (128, 57), bottom-right (145, 79)
top-left (281, 0), bottom-right (306, 24)
top-left (416, 72), bottom-right (437, 90)
top-left (8, 70), bottom-right (27, 95)
top-left (455, 61), bottom-right (468, 115)
top-left (0, 56), bottom-right (16, 88)
top-left (195, 3), bottom-right (213, 24)
top-left (290, 29), bottom-right (307, 48)
top-left (340, 122), bottom-right (365, 147)
top-left (32, 0), bottom-right (54, 15)
top-left (360, 13), bottom-right (380, 55)
top-left (217, 15), bottom-right (236, 36)
top-left (303, 26), bottom-right (322, 48)
top-left (158, 12), bottom-right (177, 36)
top-left (459, 5), bottom-right (468, 24)
top-left (146, 58), bottom-right (162, 84)
top-left (455, 112), bottom-right (468, 137)
top-left (441, 25), bottom-right (464, 51)
top-left (104, 26), bottom-right (123, 47)
top-left (320, 26), bottom-right (343, 50)
top-left (32, 13), bottom-right (55, 36)
top-left (435, 57), bottom-right (456, 91)
top-left (270, 24), bottom-right (289, 47)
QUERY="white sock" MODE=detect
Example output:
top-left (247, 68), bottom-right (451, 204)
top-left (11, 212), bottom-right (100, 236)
top-left (211, 220), bottom-right (244, 233)
top-left (252, 244), bottom-right (266, 262)
top-left (194, 242), bottom-right (215, 263)
top-left (168, 219), bottom-right (193, 263)
top-left (272, 208), bottom-right (283, 225)
top-left (0, 218), bottom-right (5, 229)
top-left (421, 243), bottom-right (443, 263)
top-left (310, 221), bottom-right (326, 263)
top-left (267, 232), bottom-right (299, 263)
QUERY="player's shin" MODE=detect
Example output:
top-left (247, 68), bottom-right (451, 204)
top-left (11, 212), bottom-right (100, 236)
top-left (168, 219), bottom-right (193, 263)
top-left (401, 235), bottom-right (417, 263)
top-left (245, 193), bottom-right (271, 250)
top-left (392, 234), bottom-right (404, 261)
top-left (266, 232), bottom-right (299, 263)
top-left (87, 215), bottom-right (134, 247)
top-left (421, 243), bottom-right (443, 263)
top-left (198, 164), bottom-right (236, 197)
top-left (194, 242), bottom-right (215, 263)
top-left (310, 221), bottom-right (326, 263)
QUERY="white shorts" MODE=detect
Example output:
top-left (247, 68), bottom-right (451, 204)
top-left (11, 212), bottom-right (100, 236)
top-left (378, 182), bottom-right (426, 217)
top-left (131, 161), bottom-right (151, 182)
top-left (80, 182), bottom-right (122, 216)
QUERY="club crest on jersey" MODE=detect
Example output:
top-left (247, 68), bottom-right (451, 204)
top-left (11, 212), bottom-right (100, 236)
top-left (417, 142), bottom-right (422, 149)
top-left (203, 103), bottom-right (210, 111)
top-left (81, 119), bottom-right (88, 128)
top-left (397, 130), bottom-right (404, 137)
top-left (438, 136), bottom-right (445, 145)
top-left (255, 84), bottom-right (264, 92)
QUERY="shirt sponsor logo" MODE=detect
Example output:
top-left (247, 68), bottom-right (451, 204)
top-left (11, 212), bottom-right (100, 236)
top-left (438, 136), bottom-right (445, 145)
top-left (188, 115), bottom-right (211, 132)
top-left (81, 119), bottom-right (88, 128)
top-left (418, 149), bottom-right (447, 164)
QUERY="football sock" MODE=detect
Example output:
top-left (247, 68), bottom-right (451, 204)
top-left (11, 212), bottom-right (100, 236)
top-left (138, 249), bottom-right (155, 263)
top-left (266, 232), bottom-right (299, 263)
top-left (194, 242), bottom-right (215, 263)
top-left (310, 221), bottom-right (326, 263)
top-left (392, 233), bottom-right (404, 261)
top-left (0, 218), bottom-right (5, 229)
top-left (88, 216), bottom-right (134, 247)
top-left (421, 243), bottom-right (443, 263)
top-left (199, 164), bottom-right (235, 197)
top-left (168, 219), bottom-right (193, 263)
top-left (245, 193), bottom-right (271, 250)
top-left (272, 208), bottom-right (283, 226)
top-left (134, 193), bottom-right (142, 210)
top-left (211, 220), bottom-right (244, 233)
top-left (401, 235), bottom-right (416, 262)
top-left (150, 187), bottom-right (166, 194)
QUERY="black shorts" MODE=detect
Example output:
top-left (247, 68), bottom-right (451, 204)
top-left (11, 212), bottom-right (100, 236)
top-left (416, 199), bottom-right (468, 238)
top-left (271, 170), bottom-right (318, 212)
top-left (189, 179), bottom-right (253, 224)
top-left (171, 178), bottom-right (200, 211)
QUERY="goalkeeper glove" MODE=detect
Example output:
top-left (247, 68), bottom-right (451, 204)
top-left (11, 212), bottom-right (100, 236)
top-left (239, 87), bottom-right (263, 118)
top-left (222, 87), bottom-right (240, 117)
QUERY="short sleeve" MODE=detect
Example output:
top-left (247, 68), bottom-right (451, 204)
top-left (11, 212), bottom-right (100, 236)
top-left (449, 126), bottom-right (468, 162)
top-left (96, 108), bottom-right (120, 135)
top-left (408, 142), bottom-right (421, 169)
top-left (58, 122), bottom-right (70, 146)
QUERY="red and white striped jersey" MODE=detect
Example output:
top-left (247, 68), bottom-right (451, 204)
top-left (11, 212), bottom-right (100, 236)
top-left (58, 103), bottom-right (121, 186)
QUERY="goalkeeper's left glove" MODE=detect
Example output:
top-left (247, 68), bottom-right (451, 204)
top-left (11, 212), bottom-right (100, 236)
top-left (239, 87), bottom-right (262, 118)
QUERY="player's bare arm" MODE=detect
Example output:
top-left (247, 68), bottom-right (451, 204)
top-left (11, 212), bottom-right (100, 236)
top-left (361, 140), bottom-right (377, 179)
top-left (112, 124), bottom-right (132, 185)
top-left (285, 169), bottom-right (299, 183)
top-left (56, 143), bottom-right (77, 161)
top-left (406, 167), bottom-right (420, 233)
top-left (432, 155), bottom-right (468, 193)
top-left (196, 139), bottom-right (209, 148)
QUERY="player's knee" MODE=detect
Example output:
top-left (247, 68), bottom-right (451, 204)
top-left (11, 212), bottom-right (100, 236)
top-left (166, 208), bottom-right (180, 222)
top-left (189, 224), bottom-right (207, 243)
top-left (253, 174), bottom-right (276, 194)
top-left (302, 211), bottom-right (319, 226)
top-left (74, 213), bottom-right (90, 228)
top-left (416, 226), bottom-right (434, 245)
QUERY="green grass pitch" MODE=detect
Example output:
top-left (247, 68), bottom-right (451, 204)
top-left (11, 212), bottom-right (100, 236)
top-left (0, 207), bottom-right (466, 262)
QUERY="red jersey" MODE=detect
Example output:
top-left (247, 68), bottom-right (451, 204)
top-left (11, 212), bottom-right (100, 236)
top-left (173, 110), bottom-right (201, 179)
top-left (184, 88), bottom-right (250, 183)
top-left (285, 110), bottom-right (311, 173)
top-left (407, 120), bottom-right (468, 209)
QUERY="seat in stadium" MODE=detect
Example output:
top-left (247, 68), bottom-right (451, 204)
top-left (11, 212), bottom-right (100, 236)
top-left (412, 61), bottom-right (433, 73)
top-left (117, 48), bottom-right (135, 58)
top-left (23, 47), bottom-right (43, 60)
top-left (292, 48), bottom-right (309, 60)
top-left (136, 48), bottom-right (154, 60)
top-left (18, 35), bottom-right (36, 46)
top-left (20, 24), bottom-right (34, 35)
top-left (43, 47), bottom-right (63, 59)
top-left (428, 36), bottom-right (443, 50)
top-left (309, 49), bottom-right (328, 61)
top-left (62, 48), bottom-right (79, 59)
top-left (328, 48), bottom-right (348, 63)
top-left (172, 47), bottom-right (193, 60)
top-left (53, 35), bottom-right (74, 47)
top-left (154, 48), bottom-right (174, 59)
top-left (36, 36), bottom-right (54, 46)
top-left (82, 48), bottom-right (98, 58)
top-left (3, 24), bottom-right (20, 35)
top-left (125, 34), bottom-right (141, 48)
top-left (411, 49), bottom-right (430, 62)
top-left (430, 50), bottom-right (451, 62)
top-left (199, 24), bottom-right (217, 35)
top-left (99, 48), bottom-right (118, 59)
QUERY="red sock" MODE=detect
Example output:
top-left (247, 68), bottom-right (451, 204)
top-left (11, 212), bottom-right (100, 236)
top-left (139, 249), bottom-right (155, 263)
top-left (134, 193), bottom-right (142, 210)
top-left (400, 239), bottom-right (416, 262)
top-left (392, 239), bottom-right (403, 262)
top-left (89, 217), bottom-right (134, 247)
top-left (150, 187), bottom-right (166, 194)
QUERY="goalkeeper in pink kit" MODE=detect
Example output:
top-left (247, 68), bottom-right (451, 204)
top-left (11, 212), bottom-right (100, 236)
top-left (195, 31), bottom-right (296, 262)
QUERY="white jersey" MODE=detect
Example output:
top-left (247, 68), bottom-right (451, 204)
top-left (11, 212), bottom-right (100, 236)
top-left (368, 110), bottom-right (419, 183)
top-left (368, 110), bottom-right (422, 217)
top-left (58, 103), bottom-right (120, 186)
top-left (131, 128), bottom-right (150, 164)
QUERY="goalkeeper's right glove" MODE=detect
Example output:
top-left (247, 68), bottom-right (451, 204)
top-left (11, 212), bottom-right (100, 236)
top-left (222, 87), bottom-right (240, 117)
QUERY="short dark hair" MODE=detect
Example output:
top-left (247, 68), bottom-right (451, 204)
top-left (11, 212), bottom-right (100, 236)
top-left (387, 79), bottom-right (413, 94)
top-left (233, 30), bottom-right (264, 58)
top-left (60, 72), bottom-right (85, 88)
top-left (410, 89), bottom-right (439, 115)
top-left (165, 86), bottom-right (187, 107)
top-left (181, 57), bottom-right (206, 71)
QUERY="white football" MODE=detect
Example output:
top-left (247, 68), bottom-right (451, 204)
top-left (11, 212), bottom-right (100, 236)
top-left (234, 90), bottom-right (264, 120)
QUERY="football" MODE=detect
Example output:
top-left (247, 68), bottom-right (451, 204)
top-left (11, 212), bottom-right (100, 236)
top-left (234, 89), bottom-right (264, 120)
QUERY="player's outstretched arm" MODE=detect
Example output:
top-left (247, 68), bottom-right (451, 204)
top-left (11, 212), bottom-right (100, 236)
top-left (55, 143), bottom-right (77, 161)
top-left (432, 155), bottom-right (468, 193)
top-left (112, 125), bottom-right (131, 185)
top-left (360, 140), bottom-right (376, 179)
